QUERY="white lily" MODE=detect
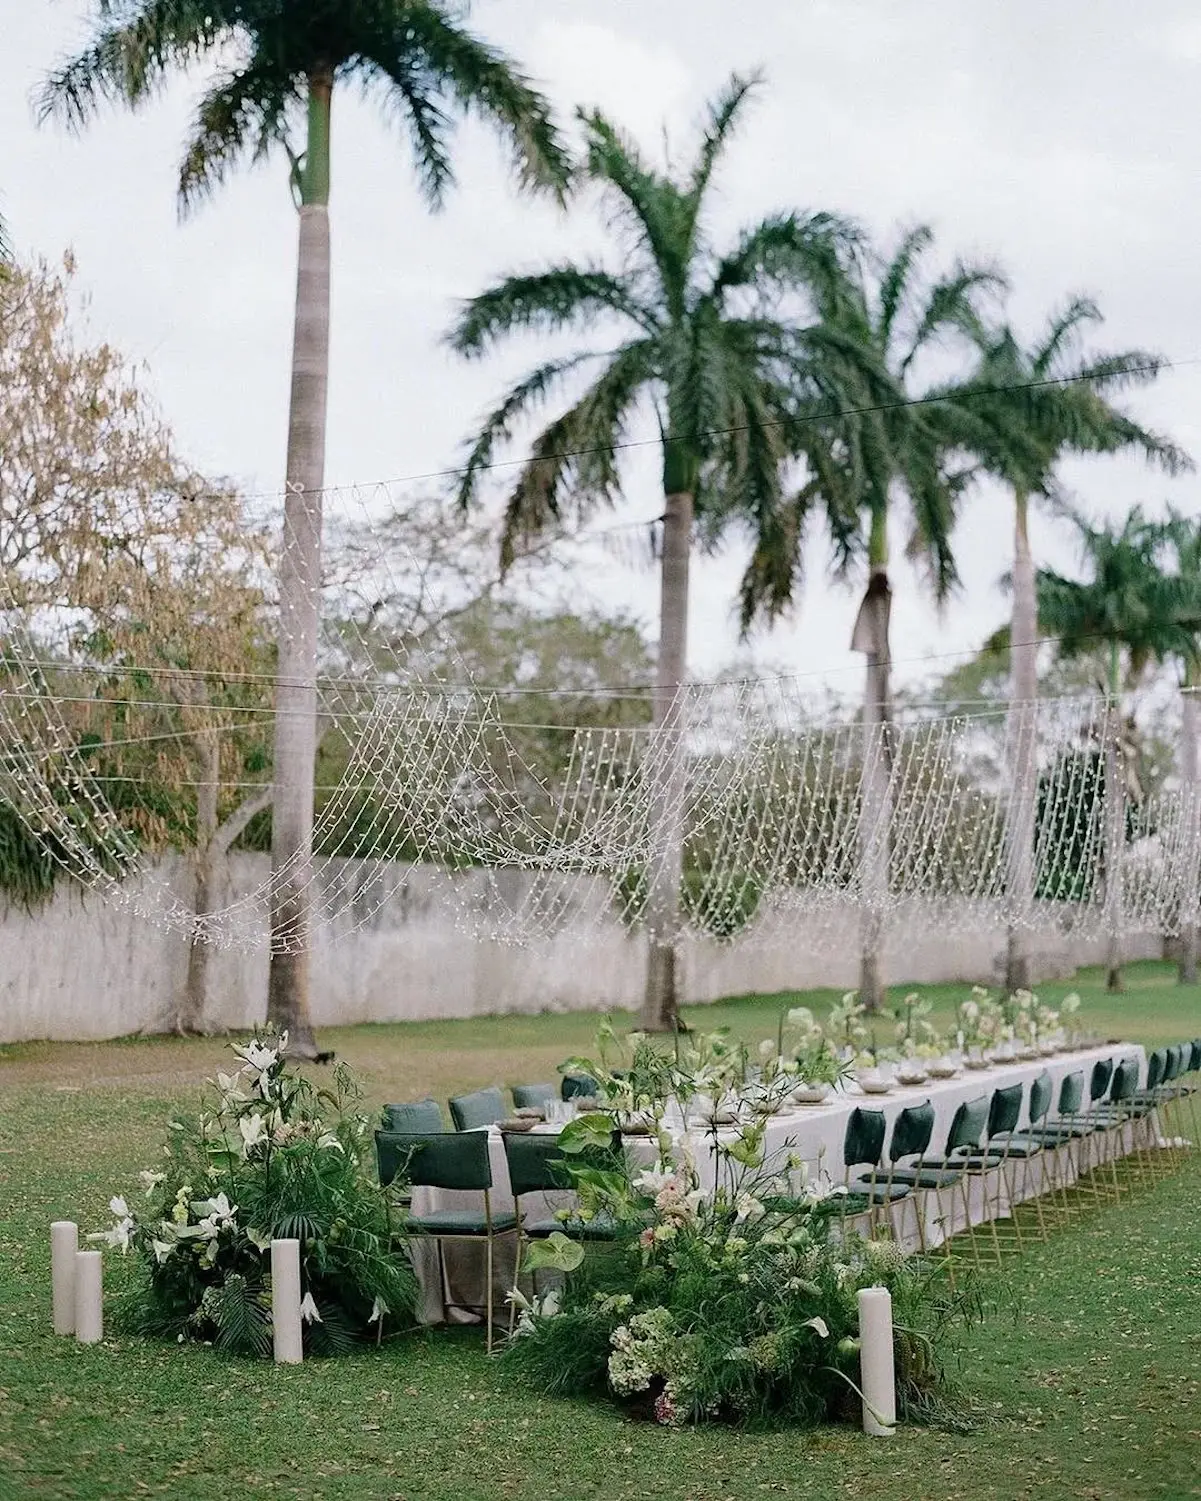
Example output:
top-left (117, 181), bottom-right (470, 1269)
top-left (734, 1193), bottom-right (765, 1224)
top-left (138, 1170), bottom-right (166, 1197)
top-left (300, 1292), bottom-right (322, 1324)
top-left (368, 1296), bottom-right (390, 1325)
top-left (239, 1113), bottom-right (268, 1156)
top-left (633, 1163), bottom-right (678, 1195)
top-left (316, 1131), bottom-right (343, 1152)
top-left (151, 1238), bottom-right (174, 1265)
top-left (246, 1227), bottom-right (273, 1253)
top-left (109, 1195), bottom-right (130, 1219)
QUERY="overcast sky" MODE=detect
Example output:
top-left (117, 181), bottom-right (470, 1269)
top-left (5, 1), bottom-right (1201, 697)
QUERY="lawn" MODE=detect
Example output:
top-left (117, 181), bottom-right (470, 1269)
top-left (2, 962), bottom-right (1200, 1500)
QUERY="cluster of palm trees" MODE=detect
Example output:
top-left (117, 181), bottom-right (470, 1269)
top-left (36, 4), bottom-right (1192, 1048)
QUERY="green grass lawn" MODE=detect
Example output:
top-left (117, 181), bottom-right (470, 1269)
top-left (2, 962), bottom-right (1200, 1500)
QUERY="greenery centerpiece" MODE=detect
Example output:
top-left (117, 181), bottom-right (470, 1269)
top-left (91, 1034), bottom-right (415, 1356)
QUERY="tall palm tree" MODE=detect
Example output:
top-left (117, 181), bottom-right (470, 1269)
top-left (959, 302), bottom-right (1187, 992)
top-left (39, 0), bottom-right (570, 1055)
top-left (449, 74), bottom-right (866, 1032)
top-left (1037, 509), bottom-right (1175, 992)
top-left (780, 226), bottom-right (1004, 1010)
top-left (1157, 508), bottom-right (1201, 983)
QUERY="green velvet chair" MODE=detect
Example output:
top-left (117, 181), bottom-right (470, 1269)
top-left (888, 1096), bottom-right (990, 1259)
top-left (511, 1083), bottom-right (558, 1111)
top-left (381, 1097), bottom-right (443, 1133)
top-left (375, 1128), bottom-right (516, 1352)
top-left (448, 1087), bottom-right (507, 1132)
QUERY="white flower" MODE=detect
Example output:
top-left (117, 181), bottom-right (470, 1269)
top-left (109, 1195), bottom-right (130, 1219)
top-left (300, 1292), bottom-right (322, 1324)
top-left (368, 1296), bottom-right (390, 1325)
top-left (758, 1039), bottom-right (777, 1059)
top-left (232, 1039), bottom-right (278, 1074)
top-left (804, 1316), bottom-right (830, 1339)
top-left (246, 1227), bottom-right (273, 1253)
top-left (316, 1131), bottom-right (343, 1152)
top-left (633, 1164), bottom-right (679, 1195)
top-left (138, 1170), bottom-right (166, 1197)
top-left (787, 1007), bottom-right (815, 1028)
top-left (239, 1113), bottom-right (268, 1156)
top-left (734, 1193), bottom-right (765, 1224)
top-left (151, 1238), bottom-right (174, 1265)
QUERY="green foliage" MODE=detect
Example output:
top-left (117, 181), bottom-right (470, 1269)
top-left (98, 1037), bottom-right (415, 1357)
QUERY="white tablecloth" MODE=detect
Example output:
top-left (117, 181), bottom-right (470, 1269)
top-left (411, 1043), bottom-right (1147, 1322)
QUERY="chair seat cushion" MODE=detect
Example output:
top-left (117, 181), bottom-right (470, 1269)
top-left (888, 1164), bottom-right (973, 1188)
top-left (978, 1134), bottom-right (1044, 1158)
top-left (1019, 1120), bottom-right (1096, 1141)
top-left (847, 1180), bottom-right (913, 1206)
top-left (408, 1208), bottom-right (517, 1236)
top-left (523, 1211), bottom-right (621, 1240)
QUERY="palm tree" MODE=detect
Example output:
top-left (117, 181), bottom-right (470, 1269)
top-left (1037, 509), bottom-right (1175, 991)
top-left (39, 0), bottom-right (570, 1055)
top-left (448, 74), bottom-right (866, 1032)
top-left (959, 302), bottom-right (1187, 992)
top-left (1157, 508), bottom-right (1201, 983)
top-left (786, 226), bottom-right (1004, 1010)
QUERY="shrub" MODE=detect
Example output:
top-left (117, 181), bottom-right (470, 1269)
top-left (92, 1035), bottom-right (415, 1356)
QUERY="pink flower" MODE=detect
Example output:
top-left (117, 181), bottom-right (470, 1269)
top-left (654, 1390), bottom-right (678, 1426)
top-left (639, 1227), bottom-right (656, 1250)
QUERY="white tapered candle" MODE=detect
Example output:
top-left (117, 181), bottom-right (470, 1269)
top-left (857, 1286), bottom-right (897, 1437)
top-left (51, 1221), bottom-right (78, 1335)
top-left (271, 1239), bottom-right (303, 1364)
top-left (74, 1250), bottom-right (103, 1345)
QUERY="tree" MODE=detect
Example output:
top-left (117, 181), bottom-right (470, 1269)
top-left (957, 300), bottom-right (1187, 991)
top-left (40, 0), bottom-right (571, 1058)
top-left (1036, 509), bottom-right (1177, 991)
top-left (1154, 509), bottom-right (1201, 983)
top-left (0, 254), bottom-right (275, 1031)
top-left (449, 74), bottom-right (866, 1030)
top-left (786, 225), bottom-right (1003, 1010)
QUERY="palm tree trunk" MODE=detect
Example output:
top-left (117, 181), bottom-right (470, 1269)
top-left (1179, 667), bottom-right (1199, 985)
top-left (851, 518), bottom-right (892, 1013)
top-left (1006, 489), bottom-right (1038, 993)
top-left (639, 487), bottom-right (693, 1033)
top-left (267, 74), bottom-right (332, 1059)
top-left (1104, 645), bottom-right (1125, 993)
top-left (179, 728), bottom-right (220, 1035)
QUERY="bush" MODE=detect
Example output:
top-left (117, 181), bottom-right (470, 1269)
top-left (92, 1035), bottom-right (415, 1356)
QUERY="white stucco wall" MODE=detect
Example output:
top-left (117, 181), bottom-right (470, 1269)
top-left (0, 854), bottom-right (1163, 1043)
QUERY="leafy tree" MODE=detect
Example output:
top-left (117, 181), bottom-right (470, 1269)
top-left (0, 255), bottom-right (275, 1031)
top-left (1037, 508), bottom-right (1177, 991)
top-left (956, 299), bottom-right (1187, 990)
top-left (40, 0), bottom-right (571, 1057)
top-left (449, 74), bottom-right (867, 1030)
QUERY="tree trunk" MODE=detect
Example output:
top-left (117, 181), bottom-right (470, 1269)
top-left (639, 487), bottom-right (693, 1033)
top-left (851, 548), bottom-right (892, 1013)
top-left (1006, 489), bottom-right (1038, 993)
top-left (267, 74), bottom-right (332, 1060)
top-left (179, 728), bottom-right (220, 1035)
top-left (1179, 669), bottom-right (1199, 985)
top-left (1103, 655), bottom-right (1125, 993)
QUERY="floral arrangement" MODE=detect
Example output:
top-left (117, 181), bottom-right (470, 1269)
top-left (893, 992), bottom-right (942, 1060)
top-left (92, 1033), bottom-right (415, 1356)
top-left (505, 1076), bottom-right (979, 1427)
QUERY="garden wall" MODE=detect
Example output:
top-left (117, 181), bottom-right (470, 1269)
top-left (0, 853), bottom-right (1163, 1042)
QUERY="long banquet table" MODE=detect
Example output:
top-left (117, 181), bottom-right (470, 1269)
top-left (411, 1043), bottom-right (1147, 1325)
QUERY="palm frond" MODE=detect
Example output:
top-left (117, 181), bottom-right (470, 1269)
top-left (448, 267), bottom-right (656, 356)
top-left (178, 56), bottom-right (297, 213)
top-left (37, 0), bottom-right (233, 127)
top-left (397, 1), bottom-right (571, 199)
top-left (358, 59), bottom-right (454, 205)
top-left (1030, 296), bottom-right (1101, 377)
top-left (682, 71), bottom-right (762, 245)
top-left (877, 224), bottom-right (934, 351)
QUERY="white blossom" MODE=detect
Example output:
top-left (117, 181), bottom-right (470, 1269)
top-left (239, 1113), bottom-right (268, 1156)
top-left (300, 1292), bottom-right (322, 1324)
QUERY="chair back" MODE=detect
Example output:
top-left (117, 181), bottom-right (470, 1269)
top-left (944, 1095), bottom-right (988, 1155)
top-left (1058, 1071), bottom-right (1085, 1116)
top-left (1028, 1071), bottom-right (1053, 1125)
top-left (1191, 1040), bottom-right (1201, 1074)
top-left (503, 1128), bottom-right (623, 1198)
top-left (1163, 1045), bottom-right (1184, 1084)
top-left (1144, 1049), bottom-right (1167, 1092)
top-left (1089, 1058), bottom-right (1114, 1102)
top-left (1107, 1056), bottom-right (1139, 1105)
top-left (561, 1073), bottom-right (600, 1100)
top-left (987, 1084), bottom-right (1023, 1139)
top-left (512, 1083), bottom-right (558, 1111)
top-left (449, 1087), bottom-right (507, 1132)
top-left (843, 1107), bottom-right (886, 1170)
top-left (888, 1101), bottom-right (935, 1163)
top-left (375, 1129), bottom-right (493, 1191)
top-left (382, 1097), bottom-right (443, 1134)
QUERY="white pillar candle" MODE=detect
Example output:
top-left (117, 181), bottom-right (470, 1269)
top-left (51, 1221), bottom-right (78, 1335)
top-left (857, 1285), bottom-right (897, 1437)
top-left (271, 1238), bottom-right (303, 1364)
top-left (74, 1250), bottom-right (103, 1345)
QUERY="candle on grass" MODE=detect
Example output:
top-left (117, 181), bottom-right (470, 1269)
top-left (74, 1250), bottom-right (103, 1345)
top-left (51, 1221), bottom-right (78, 1335)
top-left (857, 1285), bottom-right (897, 1437)
top-left (271, 1238), bottom-right (303, 1364)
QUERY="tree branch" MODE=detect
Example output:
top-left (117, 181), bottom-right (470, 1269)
top-left (212, 784), bottom-right (273, 857)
